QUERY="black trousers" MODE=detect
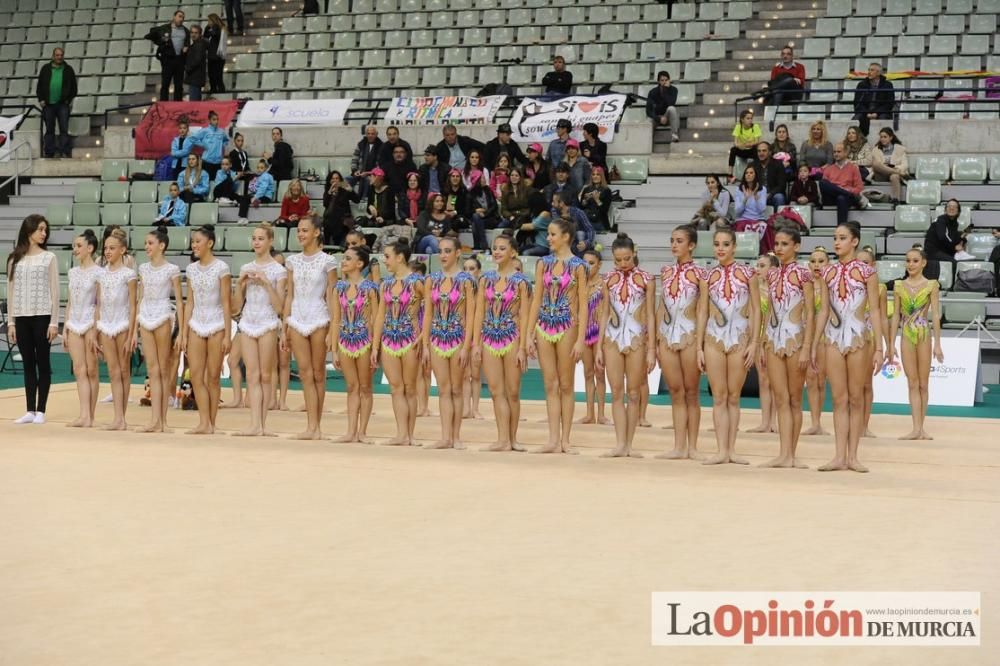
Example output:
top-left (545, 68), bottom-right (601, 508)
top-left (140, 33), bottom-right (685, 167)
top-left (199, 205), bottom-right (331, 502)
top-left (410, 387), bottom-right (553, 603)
top-left (160, 57), bottom-right (185, 101)
top-left (15, 315), bottom-right (52, 413)
top-left (854, 112), bottom-right (891, 139)
top-left (202, 161), bottom-right (221, 182)
top-left (208, 58), bottom-right (226, 93)
top-left (224, 0), bottom-right (244, 32)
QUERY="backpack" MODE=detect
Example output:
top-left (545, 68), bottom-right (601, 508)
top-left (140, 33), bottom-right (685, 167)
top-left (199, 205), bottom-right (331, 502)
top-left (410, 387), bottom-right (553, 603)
top-left (154, 156), bottom-right (174, 181)
top-left (955, 268), bottom-right (994, 295)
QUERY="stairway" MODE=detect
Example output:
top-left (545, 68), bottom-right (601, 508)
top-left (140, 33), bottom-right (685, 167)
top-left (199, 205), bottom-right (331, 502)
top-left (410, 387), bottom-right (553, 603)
top-left (653, 0), bottom-right (819, 175)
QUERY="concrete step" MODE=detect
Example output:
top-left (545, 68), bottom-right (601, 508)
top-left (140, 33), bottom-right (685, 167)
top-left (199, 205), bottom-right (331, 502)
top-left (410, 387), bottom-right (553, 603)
top-left (746, 15), bottom-right (820, 29)
top-left (617, 206), bottom-right (701, 222)
top-left (717, 70), bottom-right (771, 83)
top-left (20, 183), bottom-right (83, 197)
top-left (9, 195), bottom-right (73, 208)
top-left (68, 147), bottom-right (104, 160)
top-left (740, 28), bottom-right (807, 39)
top-left (728, 38), bottom-right (813, 51)
top-left (30, 177), bottom-right (97, 185)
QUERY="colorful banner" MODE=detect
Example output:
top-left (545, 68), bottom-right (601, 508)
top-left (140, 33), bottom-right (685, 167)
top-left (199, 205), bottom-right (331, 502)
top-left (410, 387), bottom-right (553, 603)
top-left (383, 95), bottom-right (506, 125)
top-left (134, 101), bottom-right (240, 159)
top-left (873, 337), bottom-right (981, 407)
top-left (0, 114), bottom-right (25, 162)
top-left (237, 99), bottom-right (353, 127)
top-left (509, 95), bottom-right (627, 143)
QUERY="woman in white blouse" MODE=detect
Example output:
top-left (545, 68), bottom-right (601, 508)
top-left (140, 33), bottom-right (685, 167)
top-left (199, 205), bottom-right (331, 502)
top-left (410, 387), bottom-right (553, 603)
top-left (6, 214), bottom-right (60, 425)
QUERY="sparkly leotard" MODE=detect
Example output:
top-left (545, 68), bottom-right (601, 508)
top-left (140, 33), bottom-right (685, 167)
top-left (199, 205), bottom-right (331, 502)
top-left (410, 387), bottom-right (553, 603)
top-left (658, 260), bottom-right (706, 351)
top-left (822, 259), bottom-right (876, 353)
top-left (706, 262), bottom-right (756, 352)
top-left (536, 254), bottom-right (587, 343)
top-left (335, 278), bottom-right (379, 357)
top-left (584, 277), bottom-right (603, 347)
top-left (480, 270), bottom-right (529, 357)
top-left (380, 272), bottom-right (422, 356)
top-left (238, 259), bottom-right (287, 338)
top-left (894, 279), bottom-right (937, 346)
top-left (427, 270), bottom-right (474, 357)
top-left (185, 258), bottom-right (230, 337)
top-left (286, 252), bottom-right (337, 336)
top-left (765, 261), bottom-right (814, 356)
top-left (137, 262), bottom-right (180, 331)
top-left (65, 265), bottom-right (103, 335)
top-left (96, 265), bottom-right (137, 337)
top-left (605, 267), bottom-right (651, 353)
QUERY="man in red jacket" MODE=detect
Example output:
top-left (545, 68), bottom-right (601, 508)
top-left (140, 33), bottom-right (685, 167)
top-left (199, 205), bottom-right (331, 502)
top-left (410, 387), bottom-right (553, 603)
top-left (761, 46), bottom-right (807, 107)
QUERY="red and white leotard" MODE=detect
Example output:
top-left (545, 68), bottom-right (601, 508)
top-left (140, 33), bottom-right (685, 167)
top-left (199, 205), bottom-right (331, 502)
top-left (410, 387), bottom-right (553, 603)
top-left (605, 267), bottom-right (651, 353)
top-left (658, 261), bottom-right (705, 350)
top-left (705, 261), bottom-right (756, 352)
top-left (764, 261), bottom-right (813, 356)
top-left (821, 258), bottom-right (876, 353)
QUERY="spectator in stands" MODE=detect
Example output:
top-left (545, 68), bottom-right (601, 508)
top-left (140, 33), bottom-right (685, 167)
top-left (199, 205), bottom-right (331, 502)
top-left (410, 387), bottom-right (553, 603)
top-left (249, 159), bottom-right (276, 212)
top-left (646, 71), bottom-right (680, 143)
top-left (177, 153), bottom-right (209, 204)
top-left (546, 119), bottom-right (573, 175)
top-left (870, 127), bottom-right (908, 204)
top-left (169, 124), bottom-right (193, 180)
top-left (436, 124), bottom-right (485, 172)
top-left (727, 109), bottom-right (761, 183)
top-left (523, 143), bottom-right (550, 191)
top-left (853, 63), bottom-right (895, 138)
top-left (484, 123), bottom-right (526, 170)
top-left (468, 179), bottom-right (500, 252)
top-left (155, 183), bottom-right (188, 226)
top-left (490, 154), bottom-right (511, 198)
top-left (191, 110), bottom-right (229, 181)
top-left (579, 167), bottom-right (612, 233)
top-left (923, 198), bottom-right (966, 279)
top-left (562, 139), bottom-right (592, 192)
top-left (396, 173), bottom-right (425, 229)
top-left (211, 157), bottom-right (240, 205)
top-left (771, 124), bottom-right (798, 179)
top-left (149, 10), bottom-right (189, 102)
top-left (462, 150), bottom-right (490, 191)
top-left (733, 166), bottom-right (769, 250)
top-left (364, 168), bottom-right (395, 227)
top-left (228, 132), bottom-right (252, 204)
top-left (499, 168), bottom-right (534, 229)
top-left (790, 164), bottom-right (820, 205)
top-left (418, 144), bottom-right (448, 195)
top-left (276, 179), bottom-right (310, 228)
top-left (842, 126), bottom-right (873, 182)
top-left (35, 48), bottom-right (77, 159)
top-left (819, 143), bottom-right (868, 225)
top-left (760, 46), bottom-right (806, 107)
top-left (541, 56), bottom-right (573, 96)
top-left (579, 123), bottom-right (608, 174)
top-left (263, 127), bottom-right (294, 183)
top-left (692, 174), bottom-right (732, 230)
top-left (748, 141), bottom-right (787, 207)
top-left (377, 126), bottom-right (413, 170)
top-left (552, 192), bottom-right (595, 256)
top-left (519, 198), bottom-right (553, 257)
top-left (351, 125), bottom-right (382, 199)
top-left (224, 0), bottom-right (244, 36)
top-left (799, 120), bottom-right (834, 169)
top-left (385, 144), bottom-right (418, 196)
top-left (204, 14), bottom-right (227, 95)
top-left (543, 163), bottom-right (578, 208)
top-left (322, 171), bottom-right (360, 246)
top-left (442, 170), bottom-right (469, 231)
top-left (415, 194), bottom-right (451, 254)
top-left (184, 25), bottom-right (207, 101)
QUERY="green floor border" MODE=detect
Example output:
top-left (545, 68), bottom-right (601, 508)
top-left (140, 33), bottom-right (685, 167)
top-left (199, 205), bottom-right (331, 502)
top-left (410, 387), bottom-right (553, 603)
top-left (4, 353), bottom-right (999, 419)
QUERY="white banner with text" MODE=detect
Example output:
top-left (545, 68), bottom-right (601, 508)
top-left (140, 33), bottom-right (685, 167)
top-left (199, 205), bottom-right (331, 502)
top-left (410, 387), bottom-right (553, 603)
top-left (509, 95), bottom-right (627, 143)
top-left (873, 337), bottom-right (980, 407)
top-left (383, 95), bottom-right (506, 125)
top-left (237, 99), bottom-right (353, 127)
top-left (0, 114), bottom-right (25, 162)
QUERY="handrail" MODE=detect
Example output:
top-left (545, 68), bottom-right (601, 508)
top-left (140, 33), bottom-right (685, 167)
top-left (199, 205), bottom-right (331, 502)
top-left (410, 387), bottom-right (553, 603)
top-left (0, 140), bottom-right (35, 197)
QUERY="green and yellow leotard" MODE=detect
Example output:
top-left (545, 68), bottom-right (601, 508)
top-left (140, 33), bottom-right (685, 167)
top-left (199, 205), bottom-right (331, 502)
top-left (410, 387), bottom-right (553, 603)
top-left (894, 279), bottom-right (937, 346)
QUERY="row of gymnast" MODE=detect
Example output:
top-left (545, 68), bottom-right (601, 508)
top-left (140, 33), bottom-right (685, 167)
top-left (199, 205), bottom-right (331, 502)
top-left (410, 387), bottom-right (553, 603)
top-left (60, 215), bottom-right (943, 472)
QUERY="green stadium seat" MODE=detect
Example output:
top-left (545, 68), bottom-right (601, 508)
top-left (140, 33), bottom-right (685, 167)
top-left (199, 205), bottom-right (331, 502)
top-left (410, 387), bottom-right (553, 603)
top-left (46, 204), bottom-right (72, 227)
top-left (781, 205), bottom-right (813, 229)
top-left (53, 249), bottom-right (73, 275)
top-left (101, 159), bottom-right (128, 181)
top-left (189, 203), bottom-right (218, 227)
top-left (951, 157), bottom-right (988, 183)
top-left (72, 203), bottom-right (101, 228)
top-left (101, 204), bottom-right (130, 228)
top-left (606, 157), bottom-right (648, 185)
top-left (735, 232), bottom-right (758, 259)
top-left (876, 260), bottom-right (905, 284)
top-left (939, 261), bottom-right (953, 291)
top-left (224, 227), bottom-right (253, 252)
top-left (965, 234), bottom-right (999, 260)
top-left (74, 181), bottom-right (102, 204)
top-left (894, 205), bottom-right (930, 232)
top-left (943, 291), bottom-right (987, 326)
top-left (905, 180), bottom-right (941, 205)
top-left (130, 181), bottom-right (159, 204)
top-left (990, 157), bottom-right (1000, 182)
top-left (165, 227), bottom-right (190, 252)
top-left (130, 204), bottom-right (157, 226)
top-left (102, 181), bottom-right (130, 203)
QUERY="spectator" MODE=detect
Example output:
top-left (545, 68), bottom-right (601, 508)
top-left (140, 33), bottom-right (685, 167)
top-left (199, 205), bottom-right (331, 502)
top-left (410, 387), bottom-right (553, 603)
top-left (790, 164), bottom-right (820, 205)
top-left (169, 121), bottom-right (193, 179)
top-left (870, 127), bottom-right (908, 204)
top-left (418, 144), bottom-right (448, 195)
top-left (799, 120), bottom-right (834, 169)
top-left (35, 47), bottom-right (77, 159)
top-left (499, 168), bottom-right (534, 229)
top-left (819, 143), bottom-right (868, 225)
top-left (579, 123), bottom-right (608, 174)
top-left (748, 141), bottom-right (787, 207)
top-left (351, 125), bottom-right (382, 198)
top-left (646, 70), bottom-right (680, 142)
top-left (228, 131), bottom-right (252, 203)
top-left (377, 126), bottom-right (413, 170)
top-left (224, 0), bottom-right (244, 36)
top-left (761, 46), bottom-right (806, 107)
top-left (211, 157), bottom-right (241, 206)
top-left (384, 143), bottom-right (418, 195)
top-left (692, 174), bottom-right (732, 230)
top-left (365, 168), bottom-right (395, 227)
top-left (276, 179), bottom-right (310, 228)
top-left (395, 173), bottom-right (425, 228)
top-left (177, 153), bottom-right (209, 204)
top-left (415, 194), bottom-right (451, 254)
top-left (483, 123), bottom-right (526, 170)
top-left (442, 169), bottom-right (469, 231)
top-left (853, 62), bottom-right (895, 138)
top-left (468, 179), bottom-right (500, 252)
top-left (461, 150), bottom-right (490, 191)
top-left (734, 166), bottom-right (771, 252)
top-left (248, 159), bottom-right (276, 212)
top-left (579, 167), bottom-right (612, 232)
top-left (552, 192), bottom-right (595, 256)
top-left (923, 198), bottom-right (966, 279)
top-left (191, 109), bottom-right (228, 181)
top-left (842, 126), bottom-right (873, 182)
top-left (523, 143), bottom-right (550, 191)
top-left (204, 14), bottom-right (227, 95)
top-left (727, 108), bottom-right (761, 183)
top-left (322, 170), bottom-right (361, 246)
top-left (184, 25), bottom-right (207, 101)
top-left (490, 154), bottom-right (512, 198)
top-left (771, 123), bottom-right (798, 179)
top-left (543, 163), bottom-right (578, 208)
top-left (435, 123), bottom-right (485, 172)
top-left (263, 126), bottom-right (294, 183)
top-left (546, 119), bottom-right (572, 174)
top-left (541, 55), bottom-right (573, 95)
top-left (149, 10), bottom-right (189, 102)
top-left (155, 183), bottom-right (188, 226)
top-left (519, 201), bottom-right (553, 257)
top-left (562, 139), bottom-right (592, 192)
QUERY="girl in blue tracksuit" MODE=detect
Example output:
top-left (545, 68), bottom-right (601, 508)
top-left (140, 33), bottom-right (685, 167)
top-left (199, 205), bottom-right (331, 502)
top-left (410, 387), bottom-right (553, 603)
top-left (192, 110), bottom-right (228, 181)
top-left (155, 183), bottom-right (189, 226)
top-left (177, 153), bottom-right (210, 204)
top-left (250, 159), bottom-right (275, 207)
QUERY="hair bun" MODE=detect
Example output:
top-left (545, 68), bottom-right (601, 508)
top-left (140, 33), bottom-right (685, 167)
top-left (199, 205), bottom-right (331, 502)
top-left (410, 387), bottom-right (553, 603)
top-left (616, 232), bottom-right (630, 240)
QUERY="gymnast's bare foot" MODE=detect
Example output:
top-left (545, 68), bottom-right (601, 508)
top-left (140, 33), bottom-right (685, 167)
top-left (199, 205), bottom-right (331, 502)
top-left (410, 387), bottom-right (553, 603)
top-left (761, 455), bottom-right (793, 468)
top-left (746, 423), bottom-right (771, 433)
top-left (186, 425), bottom-right (214, 435)
top-left (847, 458), bottom-right (869, 473)
top-left (818, 458), bottom-right (848, 471)
top-left (292, 429), bottom-right (322, 440)
top-left (655, 448), bottom-right (688, 460)
top-left (597, 415), bottom-right (612, 425)
top-left (862, 428), bottom-right (878, 438)
top-left (424, 440), bottom-right (455, 449)
top-left (511, 442), bottom-right (527, 452)
top-left (532, 443), bottom-right (561, 454)
top-left (482, 441), bottom-right (512, 452)
top-left (802, 425), bottom-right (830, 436)
top-left (232, 428), bottom-right (262, 437)
top-left (383, 436), bottom-right (412, 446)
top-left (561, 443), bottom-right (579, 455)
top-left (67, 418), bottom-right (87, 428)
top-left (103, 421), bottom-right (127, 431)
top-left (639, 418), bottom-right (652, 428)
top-left (260, 430), bottom-right (277, 437)
top-left (600, 446), bottom-right (628, 458)
top-left (919, 429), bottom-right (933, 440)
top-left (575, 415), bottom-right (596, 424)
top-left (898, 429), bottom-right (922, 440)
top-left (221, 397), bottom-right (245, 409)
top-left (330, 433), bottom-right (360, 443)
top-left (135, 423), bottom-right (163, 433)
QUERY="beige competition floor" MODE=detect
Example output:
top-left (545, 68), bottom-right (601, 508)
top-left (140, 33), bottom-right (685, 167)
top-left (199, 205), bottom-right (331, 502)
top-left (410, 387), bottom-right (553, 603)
top-left (1, 382), bottom-right (998, 666)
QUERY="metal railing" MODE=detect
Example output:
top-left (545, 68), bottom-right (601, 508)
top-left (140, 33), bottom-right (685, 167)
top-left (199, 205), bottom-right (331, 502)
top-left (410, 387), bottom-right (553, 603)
top-left (0, 139), bottom-right (34, 197)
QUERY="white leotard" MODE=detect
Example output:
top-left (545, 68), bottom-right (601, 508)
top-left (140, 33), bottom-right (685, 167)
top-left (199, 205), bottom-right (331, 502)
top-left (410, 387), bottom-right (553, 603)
top-left (286, 252), bottom-right (337, 336)
top-left (822, 259), bottom-right (876, 353)
top-left (95, 266), bottom-right (137, 337)
top-left (185, 258), bottom-right (230, 337)
top-left (706, 262), bottom-right (756, 352)
top-left (605, 267), bottom-right (651, 353)
top-left (658, 261), bottom-right (705, 350)
top-left (65, 265), bottom-right (103, 335)
top-left (765, 262), bottom-right (814, 356)
top-left (137, 261), bottom-right (181, 331)
top-left (238, 259), bottom-right (287, 338)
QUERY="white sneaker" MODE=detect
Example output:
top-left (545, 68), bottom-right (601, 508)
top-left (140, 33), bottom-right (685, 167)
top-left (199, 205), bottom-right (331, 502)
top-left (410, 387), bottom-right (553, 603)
top-left (858, 195), bottom-right (871, 209)
top-left (32, 412), bottom-right (46, 424)
top-left (217, 197), bottom-right (234, 206)
top-left (101, 393), bottom-right (114, 403)
top-left (671, 133), bottom-right (680, 142)
top-left (14, 412), bottom-right (35, 424)
top-left (238, 217), bottom-right (249, 225)
top-left (954, 250), bottom-right (976, 261)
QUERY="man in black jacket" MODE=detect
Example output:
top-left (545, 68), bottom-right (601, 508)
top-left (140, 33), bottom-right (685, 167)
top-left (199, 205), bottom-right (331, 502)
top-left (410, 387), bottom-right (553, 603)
top-left (148, 10), bottom-right (190, 102)
top-left (747, 142), bottom-right (787, 207)
top-left (418, 144), bottom-right (449, 195)
top-left (351, 125), bottom-right (382, 199)
top-left (435, 124), bottom-right (485, 171)
top-left (646, 71), bottom-right (680, 142)
top-left (263, 127), bottom-right (294, 183)
top-left (377, 126), bottom-right (413, 170)
top-left (35, 48), bottom-right (77, 158)
top-left (541, 56), bottom-right (573, 96)
top-left (853, 63), bottom-right (895, 138)
top-left (384, 144), bottom-right (417, 196)
top-left (483, 123), bottom-right (526, 170)
top-left (184, 25), bottom-right (207, 101)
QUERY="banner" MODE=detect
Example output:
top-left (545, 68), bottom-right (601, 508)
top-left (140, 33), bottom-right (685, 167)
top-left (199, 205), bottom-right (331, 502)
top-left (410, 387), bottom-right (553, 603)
top-left (383, 95), bottom-right (506, 125)
top-left (509, 95), bottom-right (627, 143)
top-left (0, 114), bottom-right (25, 162)
top-left (237, 99), bottom-right (353, 127)
top-left (134, 101), bottom-right (239, 159)
top-left (873, 337), bottom-right (981, 407)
